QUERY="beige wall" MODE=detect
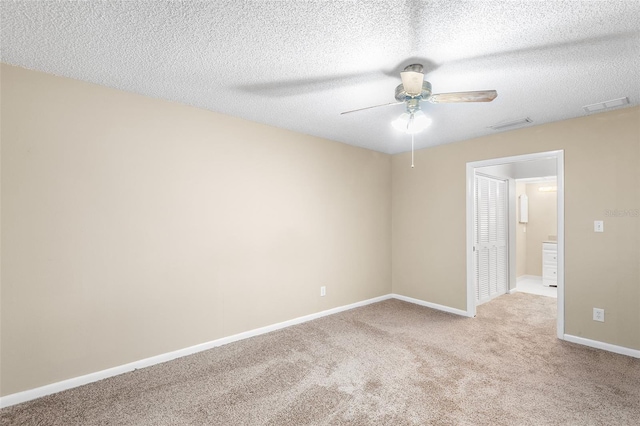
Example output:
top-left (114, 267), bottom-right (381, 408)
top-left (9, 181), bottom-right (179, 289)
top-left (392, 106), bottom-right (640, 350)
top-left (0, 65), bottom-right (392, 396)
top-left (2, 63), bottom-right (639, 399)
top-left (525, 182), bottom-right (558, 276)
top-left (516, 182), bottom-right (527, 277)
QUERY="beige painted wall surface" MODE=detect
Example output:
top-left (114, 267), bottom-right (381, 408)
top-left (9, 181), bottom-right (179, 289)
top-left (525, 182), bottom-right (558, 276)
top-left (0, 65), bottom-right (392, 396)
top-left (392, 106), bottom-right (640, 350)
top-left (516, 182), bottom-right (527, 277)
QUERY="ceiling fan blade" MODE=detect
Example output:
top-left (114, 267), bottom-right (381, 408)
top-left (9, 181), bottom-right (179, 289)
top-left (429, 90), bottom-right (497, 103)
top-left (340, 101), bottom-right (404, 115)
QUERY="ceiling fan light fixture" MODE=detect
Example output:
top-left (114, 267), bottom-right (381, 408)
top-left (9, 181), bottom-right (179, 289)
top-left (392, 110), bottom-right (432, 134)
top-left (412, 110), bottom-right (432, 129)
top-left (392, 112), bottom-right (411, 132)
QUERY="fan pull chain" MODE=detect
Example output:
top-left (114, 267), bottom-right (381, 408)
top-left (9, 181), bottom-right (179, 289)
top-left (411, 133), bottom-right (415, 168)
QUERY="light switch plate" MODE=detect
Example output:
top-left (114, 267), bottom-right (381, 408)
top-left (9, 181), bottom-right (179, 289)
top-left (594, 220), bottom-right (604, 232)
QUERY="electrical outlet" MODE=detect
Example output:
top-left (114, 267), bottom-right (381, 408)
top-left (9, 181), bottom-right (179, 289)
top-left (320, 286), bottom-right (326, 297)
top-left (593, 308), bottom-right (605, 322)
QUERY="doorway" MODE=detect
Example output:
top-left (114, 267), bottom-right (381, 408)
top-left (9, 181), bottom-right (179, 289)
top-left (515, 176), bottom-right (558, 298)
top-left (466, 151), bottom-right (565, 339)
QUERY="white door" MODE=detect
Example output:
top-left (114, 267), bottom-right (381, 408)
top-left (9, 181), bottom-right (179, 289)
top-left (474, 174), bottom-right (508, 305)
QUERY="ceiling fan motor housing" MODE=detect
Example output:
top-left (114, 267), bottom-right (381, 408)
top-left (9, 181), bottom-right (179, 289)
top-left (395, 81), bottom-right (432, 104)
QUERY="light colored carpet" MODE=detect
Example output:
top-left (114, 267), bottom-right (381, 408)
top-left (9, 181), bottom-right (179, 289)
top-left (2, 293), bottom-right (639, 425)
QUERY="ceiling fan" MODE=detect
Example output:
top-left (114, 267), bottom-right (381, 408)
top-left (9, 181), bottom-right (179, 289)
top-left (341, 64), bottom-right (497, 133)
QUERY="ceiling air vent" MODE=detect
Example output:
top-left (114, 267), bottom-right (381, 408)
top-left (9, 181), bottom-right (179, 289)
top-left (489, 117), bottom-right (533, 131)
top-left (583, 97), bottom-right (629, 113)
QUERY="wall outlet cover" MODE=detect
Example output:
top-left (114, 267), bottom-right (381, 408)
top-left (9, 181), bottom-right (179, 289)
top-left (593, 307), bottom-right (605, 322)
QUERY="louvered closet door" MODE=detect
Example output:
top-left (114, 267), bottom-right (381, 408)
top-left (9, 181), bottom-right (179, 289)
top-left (475, 175), bottom-right (508, 305)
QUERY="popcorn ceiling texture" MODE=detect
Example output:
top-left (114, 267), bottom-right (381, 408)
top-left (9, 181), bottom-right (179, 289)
top-left (1, 1), bottom-right (639, 153)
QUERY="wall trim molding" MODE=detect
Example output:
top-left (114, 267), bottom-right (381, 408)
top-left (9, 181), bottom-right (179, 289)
top-left (563, 334), bottom-right (640, 359)
top-left (391, 293), bottom-right (472, 317)
top-left (517, 275), bottom-right (542, 282)
top-left (4, 294), bottom-right (635, 408)
top-left (0, 294), bottom-right (392, 409)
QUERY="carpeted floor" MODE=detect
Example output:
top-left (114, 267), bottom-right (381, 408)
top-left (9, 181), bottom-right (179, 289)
top-left (2, 293), bottom-right (639, 425)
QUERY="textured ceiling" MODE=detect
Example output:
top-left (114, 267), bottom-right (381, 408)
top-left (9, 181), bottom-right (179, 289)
top-left (2, 1), bottom-right (639, 154)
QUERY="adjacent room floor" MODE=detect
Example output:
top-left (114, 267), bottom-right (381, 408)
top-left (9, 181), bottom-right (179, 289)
top-left (2, 293), bottom-right (638, 425)
top-left (516, 276), bottom-right (557, 298)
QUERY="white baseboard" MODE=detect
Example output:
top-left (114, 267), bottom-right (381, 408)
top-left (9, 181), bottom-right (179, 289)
top-left (508, 288), bottom-right (518, 294)
top-left (0, 294), bottom-right (392, 409)
top-left (563, 334), bottom-right (640, 359)
top-left (391, 293), bottom-right (472, 317)
top-left (517, 275), bottom-right (542, 282)
top-left (14, 293), bottom-right (632, 409)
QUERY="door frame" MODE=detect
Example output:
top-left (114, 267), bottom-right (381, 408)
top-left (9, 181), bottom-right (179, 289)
top-left (465, 150), bottom-right (565, 339)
